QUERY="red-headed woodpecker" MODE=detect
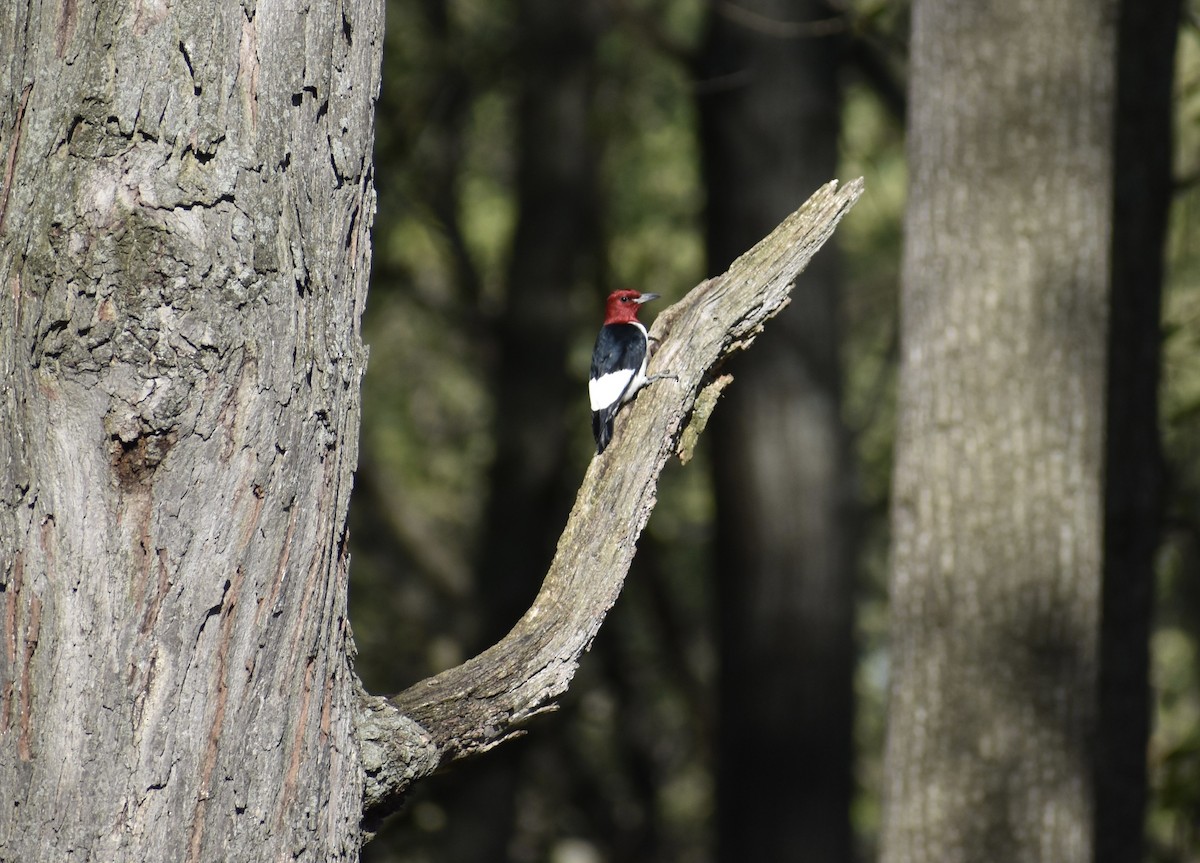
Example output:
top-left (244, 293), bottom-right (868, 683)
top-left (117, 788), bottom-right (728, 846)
top-left (589, 289), bottom-right (670, 454)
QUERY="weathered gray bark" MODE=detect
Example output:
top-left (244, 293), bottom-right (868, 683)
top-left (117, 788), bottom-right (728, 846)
top-left (361, 178), bottom-right (865, 823)
top-left (882, 0), bottom-right (1115, 861)
top-left (0, 2), bottom-right (382, 861)
top-left (698, 2), bottom-right (856, 861)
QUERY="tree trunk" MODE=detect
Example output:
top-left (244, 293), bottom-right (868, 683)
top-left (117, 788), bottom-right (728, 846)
top-left (882, 0), bottom-right (1115, 861)
top-left (0, 2), bottom-right (382, 860)
top-left (697, 3), bottom-right (857, 862)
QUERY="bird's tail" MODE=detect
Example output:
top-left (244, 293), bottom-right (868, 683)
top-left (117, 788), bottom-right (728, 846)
top-left (593, 411), bottom-right (614, 454)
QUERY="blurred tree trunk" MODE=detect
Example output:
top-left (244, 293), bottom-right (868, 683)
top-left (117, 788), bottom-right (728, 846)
top-left (882, 0), bottom-right (1117, 860)
top-left (476, 0), bottom-right (600, 649)
top-left (443, 2), bottom-right (602, 861)
top-left (0, 1), bottom-right (381, 861)
top-left (698, 3), bottom-right (857, 863)
top-left (1096, 0), bottom-right (1178, 860)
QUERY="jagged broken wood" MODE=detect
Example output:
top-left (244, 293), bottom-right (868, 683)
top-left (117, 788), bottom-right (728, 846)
top-left (356, 177), bottom-right (864, 828)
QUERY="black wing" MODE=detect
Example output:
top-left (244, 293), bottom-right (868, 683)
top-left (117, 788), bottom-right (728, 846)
top-left (590, 324), bottom-right (648, 454)
top-left (589, 323), bottom-right (647, 382)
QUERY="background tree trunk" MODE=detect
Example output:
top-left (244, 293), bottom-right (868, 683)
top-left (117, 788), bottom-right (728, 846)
top-left (438, 2), bottom-right (603, 860)
top-left (476, 0), bottom-right (600, 656)
top-left (882, 0), bottom-right (1115, 860)
top-left (0, 2), bottom-right (383, 860)
top-left (1096, 0), bottom-right (1179, 859)
top-left (698, 3), bottom-right (857, 862)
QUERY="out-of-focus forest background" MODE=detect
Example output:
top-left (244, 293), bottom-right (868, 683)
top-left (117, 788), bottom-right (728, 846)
top-left (348, 1), bottom-right (1200, 861)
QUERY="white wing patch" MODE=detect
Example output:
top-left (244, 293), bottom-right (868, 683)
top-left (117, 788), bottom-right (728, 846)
top-left (590, 369), bottom-right (633, 411)
top-left (589, 363), bottom-right (648, 411)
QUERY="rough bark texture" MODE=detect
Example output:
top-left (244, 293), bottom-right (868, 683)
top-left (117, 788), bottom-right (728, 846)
top-left (0, 2), bottom-right (382, 861)
top-left (360, 178), bottom-right (865, 823)
top-left (698, 3), bottom-right (857, 862)
top-left (882, 1), bottom-right (1115, 861)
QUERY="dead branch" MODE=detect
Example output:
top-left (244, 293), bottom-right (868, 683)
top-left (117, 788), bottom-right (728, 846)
top-left (356, 177), bottom-right (865, 829)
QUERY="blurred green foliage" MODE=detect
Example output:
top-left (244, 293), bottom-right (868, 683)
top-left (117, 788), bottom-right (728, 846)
top-left (351, 1), bottom-right (1200, 860)
top-left (1153, 16), bottom-right (1200, 863)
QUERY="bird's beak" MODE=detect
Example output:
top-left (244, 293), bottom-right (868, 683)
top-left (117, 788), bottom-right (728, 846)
top-left (634, 293), bottom-right (660, 304)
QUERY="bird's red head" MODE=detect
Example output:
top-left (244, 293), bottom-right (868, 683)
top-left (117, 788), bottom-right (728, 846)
top-left (603, 289), bottom-right (660, 325)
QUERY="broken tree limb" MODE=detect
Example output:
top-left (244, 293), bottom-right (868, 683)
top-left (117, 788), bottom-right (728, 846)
top-left (357, 177), bottom-right (864, 829)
